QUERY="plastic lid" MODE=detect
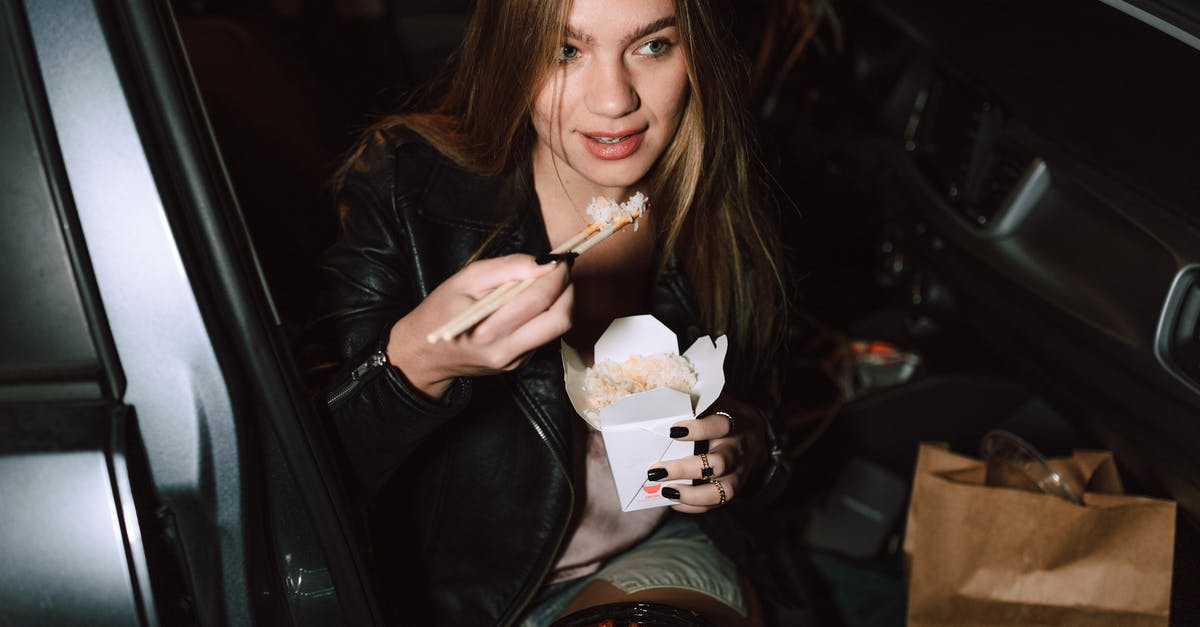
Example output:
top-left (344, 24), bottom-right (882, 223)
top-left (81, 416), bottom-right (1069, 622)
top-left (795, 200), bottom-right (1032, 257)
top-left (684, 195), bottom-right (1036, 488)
top-left (980, 430), bottom-right (1083, 505)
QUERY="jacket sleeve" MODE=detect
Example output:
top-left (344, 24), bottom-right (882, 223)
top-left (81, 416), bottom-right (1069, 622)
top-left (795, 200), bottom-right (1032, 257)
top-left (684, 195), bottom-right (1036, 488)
top-left (308, 134), bottom-right (472, 493)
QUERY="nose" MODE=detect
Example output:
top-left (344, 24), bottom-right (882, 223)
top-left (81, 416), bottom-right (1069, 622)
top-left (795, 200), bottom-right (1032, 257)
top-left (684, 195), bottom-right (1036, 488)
top-left (585, 61), bottom-right (639, 118)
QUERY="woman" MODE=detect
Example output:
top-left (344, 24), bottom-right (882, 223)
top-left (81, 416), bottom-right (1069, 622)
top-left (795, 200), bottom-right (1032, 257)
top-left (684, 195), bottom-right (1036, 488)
top-left (313, 0), bottom-right (789, 623)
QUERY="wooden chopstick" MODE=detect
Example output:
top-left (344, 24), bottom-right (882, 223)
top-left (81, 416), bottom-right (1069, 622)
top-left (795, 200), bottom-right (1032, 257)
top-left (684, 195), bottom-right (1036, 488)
top-left (429, 278), bottom-right (528, 342)
top-left (426, 212), bottom-right (640, 343)
top-left (568, 218), bottom-right (627, 256)
top-left (424, 233), bottom-right (584, 343)
top-left (555, 221), bottom-right (603, 253)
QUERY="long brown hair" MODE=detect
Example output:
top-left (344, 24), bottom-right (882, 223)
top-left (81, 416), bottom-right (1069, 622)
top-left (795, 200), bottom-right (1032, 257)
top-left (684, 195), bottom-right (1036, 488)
top-left (343, 0), bottom-right (788, 379)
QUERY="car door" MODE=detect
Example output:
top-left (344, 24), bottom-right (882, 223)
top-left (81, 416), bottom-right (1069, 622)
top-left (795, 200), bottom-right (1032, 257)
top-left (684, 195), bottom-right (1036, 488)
top-left (1, 1), bottom-right (381, 625)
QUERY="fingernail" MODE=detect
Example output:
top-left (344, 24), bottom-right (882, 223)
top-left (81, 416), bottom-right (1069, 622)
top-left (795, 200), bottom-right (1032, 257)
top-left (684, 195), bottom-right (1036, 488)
top-left (701, 467), bottom-right (714, 478)
top-left (694, 440), bottom-right (709, 454)
top-left (662, 487), bottom-right (681, 500)
top-left (535, 252), bottom-right (579, 266)
top-left (647, 468), bottom-right (668, 481)
top-left (670, 426), bottom-right (689, 439)
top-left (692, 479), bottom-right (708, 486)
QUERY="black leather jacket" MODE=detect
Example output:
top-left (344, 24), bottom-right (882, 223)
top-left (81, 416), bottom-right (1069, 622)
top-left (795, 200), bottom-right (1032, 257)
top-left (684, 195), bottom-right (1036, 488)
top-left (312, 131), bottom-right (718, 625)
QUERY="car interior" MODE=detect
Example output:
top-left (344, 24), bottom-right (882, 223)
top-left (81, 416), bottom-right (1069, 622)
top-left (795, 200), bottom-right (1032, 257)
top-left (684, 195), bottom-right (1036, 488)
top-left (4, 0), bottom-right (1199, 625)
top-left (176, 0), bottom-right (1200, 622)
top-left (173, 0), bottom-right (1200, 623)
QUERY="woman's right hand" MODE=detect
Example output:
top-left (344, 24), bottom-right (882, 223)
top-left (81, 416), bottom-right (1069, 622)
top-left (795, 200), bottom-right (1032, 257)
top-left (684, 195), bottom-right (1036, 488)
top-left (385, 254), bottom-right (574, 399)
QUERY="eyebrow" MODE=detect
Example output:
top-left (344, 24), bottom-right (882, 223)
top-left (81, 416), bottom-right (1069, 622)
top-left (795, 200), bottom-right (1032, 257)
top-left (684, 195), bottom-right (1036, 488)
top-left (564, 16), bottom-right (677, 47)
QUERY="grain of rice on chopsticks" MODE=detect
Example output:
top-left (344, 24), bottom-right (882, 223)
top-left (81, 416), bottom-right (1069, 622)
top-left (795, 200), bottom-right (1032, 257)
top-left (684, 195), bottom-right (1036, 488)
top-left (426, 192), bottom-right (648, 343)
top-left (586, 192), bottom-right (647, 231)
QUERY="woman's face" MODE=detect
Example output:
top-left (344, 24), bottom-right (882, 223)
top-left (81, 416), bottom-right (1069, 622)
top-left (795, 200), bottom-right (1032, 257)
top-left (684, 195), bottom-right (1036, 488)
top-left (531, 0), bottom-right (689, 196)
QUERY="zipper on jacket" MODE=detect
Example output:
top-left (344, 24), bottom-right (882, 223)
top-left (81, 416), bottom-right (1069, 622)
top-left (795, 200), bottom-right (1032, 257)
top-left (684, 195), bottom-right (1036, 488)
top-left (326, 349), bottom-right (388, 407)
top-left (499, 382), bottom-right (575, 626)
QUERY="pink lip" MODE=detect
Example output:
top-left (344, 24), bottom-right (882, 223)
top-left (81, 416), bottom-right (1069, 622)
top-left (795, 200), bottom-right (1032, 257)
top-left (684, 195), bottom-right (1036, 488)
top-left (579, 128), bottom-right (646, 161)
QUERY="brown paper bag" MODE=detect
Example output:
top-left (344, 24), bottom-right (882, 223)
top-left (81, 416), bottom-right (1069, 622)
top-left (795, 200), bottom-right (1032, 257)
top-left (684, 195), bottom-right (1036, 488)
top-left (905, 443), bottom-right (1176, 626)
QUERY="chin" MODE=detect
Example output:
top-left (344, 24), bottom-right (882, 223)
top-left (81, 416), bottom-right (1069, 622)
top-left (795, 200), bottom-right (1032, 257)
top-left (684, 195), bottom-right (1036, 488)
top-left (586, 173), bottom-right (644, 190)
top-left (576, 161), bottom-right (654, 191)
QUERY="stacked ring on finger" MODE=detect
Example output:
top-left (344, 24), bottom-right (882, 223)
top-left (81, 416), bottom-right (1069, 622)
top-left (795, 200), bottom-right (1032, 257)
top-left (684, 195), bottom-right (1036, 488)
top-left (699, 452), bottom-right (714, 478)
top-left (712, 479), bottom-right (727, 506)
top-left (713, 410), bottom-right (735, 435)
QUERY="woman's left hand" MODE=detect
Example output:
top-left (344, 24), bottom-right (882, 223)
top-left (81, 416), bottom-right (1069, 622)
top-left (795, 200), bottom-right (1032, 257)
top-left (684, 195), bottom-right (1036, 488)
top-left (649, 395), bottom-right (768, 513)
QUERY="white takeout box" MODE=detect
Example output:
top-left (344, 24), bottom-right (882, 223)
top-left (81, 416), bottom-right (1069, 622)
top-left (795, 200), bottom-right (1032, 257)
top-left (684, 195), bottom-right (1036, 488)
top-left (562, 315), bottom-right (727, 511)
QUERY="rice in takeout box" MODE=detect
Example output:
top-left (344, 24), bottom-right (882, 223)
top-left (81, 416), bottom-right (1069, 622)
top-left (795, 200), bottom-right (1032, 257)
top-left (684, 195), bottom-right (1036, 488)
top-left (562, 315), bottom-right (727, 512)
top-left (583, 353), bottom-right (699, 415)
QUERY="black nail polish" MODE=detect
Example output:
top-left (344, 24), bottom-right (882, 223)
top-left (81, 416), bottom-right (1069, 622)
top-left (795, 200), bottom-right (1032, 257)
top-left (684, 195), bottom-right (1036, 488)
top-left (701, 467), bottom-right (714, 478)
top-left (692, 479), bottom-right (708, 486)
top-left (670, 426), bottom-right (689, 439)
top-left (662, 487), bottom-right (681, 500)
top-left (535, 252), bottom-right (579, 266)
top-left (693, 440), bottom-right (709, 454)
top-left (647, 468), bottom-right (668, 481)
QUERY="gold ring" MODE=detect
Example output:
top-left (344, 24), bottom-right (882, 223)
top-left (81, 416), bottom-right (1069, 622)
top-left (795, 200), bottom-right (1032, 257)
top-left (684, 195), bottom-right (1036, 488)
top-left (712, 479), bottom-right (727, 506)
top-left (714, 411), bottom-right (735, 435)
top-left (699, 452), bottom-right (713, 478)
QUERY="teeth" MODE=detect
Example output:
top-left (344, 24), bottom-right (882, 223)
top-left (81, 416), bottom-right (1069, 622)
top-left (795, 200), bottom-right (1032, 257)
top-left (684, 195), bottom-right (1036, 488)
top-left (592, 135), bottom-right (627, 144)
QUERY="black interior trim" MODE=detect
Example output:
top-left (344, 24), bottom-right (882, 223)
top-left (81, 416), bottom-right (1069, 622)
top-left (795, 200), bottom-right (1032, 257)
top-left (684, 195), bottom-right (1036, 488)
top-left (873, 0), bottom-right (1200, 225)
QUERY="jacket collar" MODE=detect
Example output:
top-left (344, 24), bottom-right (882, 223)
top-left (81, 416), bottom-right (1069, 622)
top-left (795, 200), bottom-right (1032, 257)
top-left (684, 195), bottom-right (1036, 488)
top-left (415, 152), bottom-right (551, 258)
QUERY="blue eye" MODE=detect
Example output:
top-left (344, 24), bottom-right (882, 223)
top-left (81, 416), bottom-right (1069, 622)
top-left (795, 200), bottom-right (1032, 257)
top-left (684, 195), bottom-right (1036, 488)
top-left (558, 44), bottom-right (580, 62)
top-left (637, 39), bottom-right (671, 56)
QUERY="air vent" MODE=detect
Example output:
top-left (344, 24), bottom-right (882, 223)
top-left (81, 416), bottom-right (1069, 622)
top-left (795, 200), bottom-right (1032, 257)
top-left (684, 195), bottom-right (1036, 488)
top-left (909, 75), bottom-right (1006, 229)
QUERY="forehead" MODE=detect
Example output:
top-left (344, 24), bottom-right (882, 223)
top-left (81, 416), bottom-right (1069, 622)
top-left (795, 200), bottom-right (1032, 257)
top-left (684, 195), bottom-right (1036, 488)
top-left (564, 0), bottom-right (677, 42)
